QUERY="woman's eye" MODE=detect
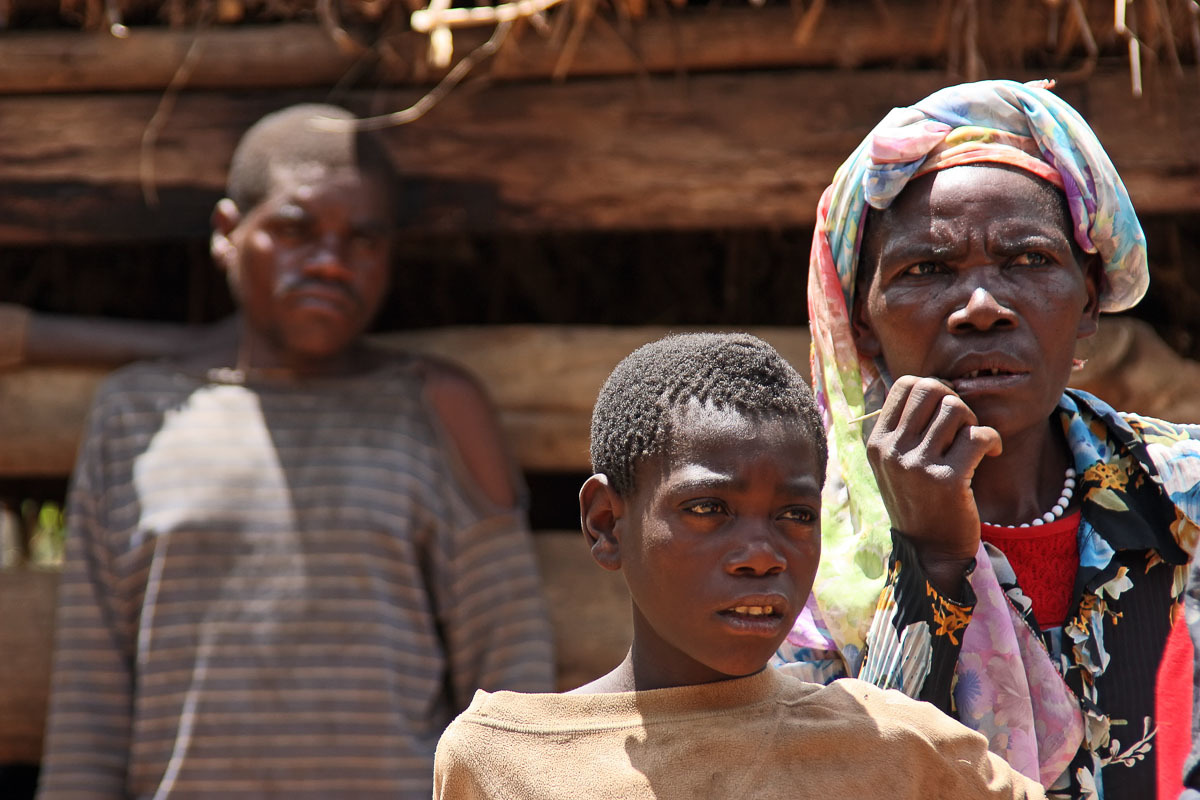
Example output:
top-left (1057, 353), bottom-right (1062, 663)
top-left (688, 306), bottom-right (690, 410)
top-left (901, 261), bottom-right (942, 277)
top-left (1010, 252), bottom-right (1050, 267)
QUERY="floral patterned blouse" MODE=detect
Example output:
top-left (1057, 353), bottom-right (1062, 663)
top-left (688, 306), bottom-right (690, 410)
top-left (776, 389), bottom-right (1200, 799)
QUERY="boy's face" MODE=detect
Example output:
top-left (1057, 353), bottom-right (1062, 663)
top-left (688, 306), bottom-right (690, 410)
top-left (588, 404), bottom-right (823, 690)
top-left (213, 163), bottom-right (393, 371)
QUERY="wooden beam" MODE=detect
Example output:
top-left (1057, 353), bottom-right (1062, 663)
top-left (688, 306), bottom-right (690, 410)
top-left (0, 24), bottom-right (361, 94)
top-left (0, 69), bottom-right (1196, 244)
top-left (0, 568), bottom-right (57, 764)
top-left (0, 5), bottom-right (1017, 95)
top-left (395, 325), bottom-right (814, 472)
top-left (536, 532), bottom-right (632, 692)
top-left (0, 325), bottom-right (813, 477)
top-left (4, 317), bottom-right (1200, 479)
top-left (0, 367), bottom-right (110, 479)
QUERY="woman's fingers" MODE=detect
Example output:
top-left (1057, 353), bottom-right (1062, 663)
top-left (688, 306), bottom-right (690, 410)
top-left (919, 393), bottom-right (978, 457)
top-left (876, 374), bottom-right (925, 432)
top-left (865, 375), bottom-right (1003, 562)
top-left (946, 421), bottom-right (1004, 475)
top-left (878, 376), bottom-right (976, 458)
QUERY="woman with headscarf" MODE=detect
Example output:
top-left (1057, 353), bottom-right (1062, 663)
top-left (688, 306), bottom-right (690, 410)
top-left (773, 79), bottom-right (1200, 799)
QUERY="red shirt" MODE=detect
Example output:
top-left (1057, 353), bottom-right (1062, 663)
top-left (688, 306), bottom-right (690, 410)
top-left (980, 511), bottom-right (1080, 629)
top-left (1156, 613), bottom-right (1193, 800)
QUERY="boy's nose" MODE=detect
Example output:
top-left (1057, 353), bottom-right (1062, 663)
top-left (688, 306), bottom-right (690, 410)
top-left (727, 525), bottom-right (787, 576)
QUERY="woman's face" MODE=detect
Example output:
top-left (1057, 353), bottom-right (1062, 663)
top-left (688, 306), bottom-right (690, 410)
top-left (852, 164), bottom-right (1101, 438)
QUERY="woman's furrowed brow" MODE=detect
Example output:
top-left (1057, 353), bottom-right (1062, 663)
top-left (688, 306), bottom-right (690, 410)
top-left (879, 237), bottom-right (959, 265)
top-left (991, 231), bottom-right (1070, 251)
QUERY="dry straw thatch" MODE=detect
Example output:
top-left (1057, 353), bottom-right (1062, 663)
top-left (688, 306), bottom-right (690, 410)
top-left (8, 0), bottom-right (1200, 84)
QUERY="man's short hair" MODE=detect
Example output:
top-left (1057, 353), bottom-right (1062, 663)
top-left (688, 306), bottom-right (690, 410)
top-left (589, 332), bottom-right (827, 496)
top-left (225, 103), bottom-right (397, 212)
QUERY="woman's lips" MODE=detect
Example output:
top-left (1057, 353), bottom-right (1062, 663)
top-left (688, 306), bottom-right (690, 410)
top-left (949, 369), bottom-right (1028, 394)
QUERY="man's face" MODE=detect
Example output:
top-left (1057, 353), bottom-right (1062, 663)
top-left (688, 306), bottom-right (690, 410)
top-left (616, 405), bottom-right (823, 689)
top-left (217, 164), bottom-right (393, 372)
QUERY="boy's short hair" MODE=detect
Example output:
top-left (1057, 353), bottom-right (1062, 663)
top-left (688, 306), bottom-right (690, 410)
top-left (225, 103), bottom-right (397, 212)
top-left (589, 332), bottom-right (827, 496)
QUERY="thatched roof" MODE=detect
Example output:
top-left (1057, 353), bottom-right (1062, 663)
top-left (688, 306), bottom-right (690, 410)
top-left (3, 0), bottom-right (1197, 92)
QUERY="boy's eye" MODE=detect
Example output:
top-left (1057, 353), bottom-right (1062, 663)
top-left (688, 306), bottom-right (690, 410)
top-left (779, 506), bottom-right (817, 524)
top-left (683, 500), bottom-right (725, 516)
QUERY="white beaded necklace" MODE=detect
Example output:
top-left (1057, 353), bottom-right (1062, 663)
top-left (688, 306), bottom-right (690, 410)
top-left (983, 467), bottom-right (1077, 529)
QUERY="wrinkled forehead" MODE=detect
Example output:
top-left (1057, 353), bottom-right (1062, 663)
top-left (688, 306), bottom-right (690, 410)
top-left (856, 163), bottom-right (1074, 284)
top-left (892, 163), bottom-right (1066, 226)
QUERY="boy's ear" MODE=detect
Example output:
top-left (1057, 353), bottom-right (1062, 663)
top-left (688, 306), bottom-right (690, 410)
top-left (579, 474), bottom-right (624, 572)
top-left (210, 198), bottom-right (241, 275)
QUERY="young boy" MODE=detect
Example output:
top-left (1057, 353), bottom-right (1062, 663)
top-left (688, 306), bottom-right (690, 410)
top-left (432, 332), bottom-right (1045, 799)
top-left (36, 104), bottom-right (554, 799)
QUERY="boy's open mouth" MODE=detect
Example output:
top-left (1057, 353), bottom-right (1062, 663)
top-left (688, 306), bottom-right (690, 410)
top-left (725, 605), bottom-right (775, 616)
top-left (716, 594), bottom-right (788, 629)
top-left (717, 602), bottom-right (786, 636)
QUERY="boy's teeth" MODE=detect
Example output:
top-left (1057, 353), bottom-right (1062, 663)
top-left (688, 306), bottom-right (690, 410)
top-left (732, 605), bottom-right (774, 615)
top-left (963, 368), bottom-right (1003, 379)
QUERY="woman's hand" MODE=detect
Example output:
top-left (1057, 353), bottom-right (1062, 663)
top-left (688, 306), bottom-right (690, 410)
top-left (865, 376), bottom-right (1003, 595)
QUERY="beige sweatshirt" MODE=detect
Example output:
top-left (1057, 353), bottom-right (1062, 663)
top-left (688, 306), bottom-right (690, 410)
top-left (433, 667), bottom-right (1046, 800)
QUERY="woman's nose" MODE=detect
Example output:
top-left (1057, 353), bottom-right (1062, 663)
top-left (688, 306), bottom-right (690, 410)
top-left (947, 282), bottom-right (1017, 333)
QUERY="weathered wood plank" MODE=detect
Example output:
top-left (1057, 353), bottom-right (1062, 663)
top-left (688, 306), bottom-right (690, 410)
top-left (0, 5), bottom-right (1011, 95)
top-left (0, 367), bottom-right (112, 478)
top-left (1073, 316), bottom-right (1200, 422)
top-left (0, 24), bottom-right (363, 94)
top-left (4, 318), bottom-right (1200, 478)
top-left (535, 531), bottom-right (631, 692)
top-left (0, 568), bottom-right (57, 764)
top-left (0, 69), bottom-right (1195, 244)
top-left (399, 325), bottom-right (814, 471)
top-left (0, 325), bottom-right (813, 476)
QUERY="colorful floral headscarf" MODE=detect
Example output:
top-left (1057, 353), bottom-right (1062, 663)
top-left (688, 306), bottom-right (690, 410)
top-left (806, 79), bottom-right (1150, 658)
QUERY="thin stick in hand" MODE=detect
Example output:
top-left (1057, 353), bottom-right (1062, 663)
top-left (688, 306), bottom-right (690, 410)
top-left (846, 408), bottom-right (883, 425)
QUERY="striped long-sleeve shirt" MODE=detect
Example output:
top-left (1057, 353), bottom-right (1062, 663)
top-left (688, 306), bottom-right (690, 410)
top-left (37, 356), bottom-right (555, 800)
